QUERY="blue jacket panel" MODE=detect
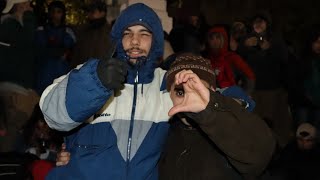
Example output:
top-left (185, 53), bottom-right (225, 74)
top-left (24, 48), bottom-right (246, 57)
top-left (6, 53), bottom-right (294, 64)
top-left (46, 121), bottom-right (169, 180)
top-left (66, 59), bottom-right (112, 122)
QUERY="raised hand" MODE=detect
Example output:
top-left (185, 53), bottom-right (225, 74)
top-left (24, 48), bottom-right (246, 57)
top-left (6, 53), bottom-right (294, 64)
top-left (168, 70), bottom-right (210, 116)
top-left (97, 58), bottom-right (128, 91)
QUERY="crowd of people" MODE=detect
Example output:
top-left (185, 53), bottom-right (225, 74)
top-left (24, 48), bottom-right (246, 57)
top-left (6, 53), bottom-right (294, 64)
top-left (0, 0), bottom-right (320, 180)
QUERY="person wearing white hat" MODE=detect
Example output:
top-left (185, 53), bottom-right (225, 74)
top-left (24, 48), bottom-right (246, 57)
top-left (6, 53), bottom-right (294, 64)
top-left (0, 0), bottom-right (37, 152)
top-left (0, 0), bottom-right (36, 88)
top-left (2, 0), bottom-right (31, 14)
top-left (270, 123), bottom-right (320, 180)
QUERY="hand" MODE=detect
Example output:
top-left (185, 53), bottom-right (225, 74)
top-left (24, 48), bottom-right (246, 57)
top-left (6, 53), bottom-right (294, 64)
top-left (97, 58), bottom-right (128, 90)
top-left (259, 39), bottom-right (270, 50)
top-left (168, 70), bottom-right (210, 116)
top-left (244, 37), bottom-right (258, 47)
top-left (229, 39), bottom-right (238, 51)
top-left (56, 143), bottom-right (70, 166)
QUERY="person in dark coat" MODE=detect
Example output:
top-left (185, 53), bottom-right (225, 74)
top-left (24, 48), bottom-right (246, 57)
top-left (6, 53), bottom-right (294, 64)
top-left (0, 0), bottom-right (36, 88)
top-left (238, 12), bottom-right (292, 147)
top-left (69, 1), bottom-right (111, 68)
top-left (159, 53), bottom-right (276, 180)
top-left (35, 0), bottom-right (76, 94)
top-left (270, 123), bottom-right (320, 180)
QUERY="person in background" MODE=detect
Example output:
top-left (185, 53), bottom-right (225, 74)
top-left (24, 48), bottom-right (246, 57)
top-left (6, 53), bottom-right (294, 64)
top-left (23, 104), bottom-right (63, 162)
top-left (296, 27), bottom-right (320, 130)
top-left (35, 0), bottom-right (76, 94)
top-left (69, 0), bottom-right (112, 68)
top-left (0, 0), bottom-right (36, 88)
top-left (203, 25), bottom-right (256, 95)
top-left (229, 21), bottom-right (248, 52)
top-left (270, 123), bottom-right (320, 180)
top-left (238, 12), bottom-right (292, 147)
top-left (0, 1), bottom-right (39, 150)
top-left (169, 13), bottom-right (208, 55)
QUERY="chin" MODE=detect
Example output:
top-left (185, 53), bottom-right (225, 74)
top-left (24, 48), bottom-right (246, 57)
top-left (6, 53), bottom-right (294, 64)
top-left (129, 59), bottom-right (137, 65)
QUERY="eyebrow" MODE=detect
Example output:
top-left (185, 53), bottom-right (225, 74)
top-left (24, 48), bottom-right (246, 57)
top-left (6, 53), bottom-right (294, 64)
top-left (174, 84), bottom-right (183, 90)
top-left (123, 28), bottom-right (151, 34)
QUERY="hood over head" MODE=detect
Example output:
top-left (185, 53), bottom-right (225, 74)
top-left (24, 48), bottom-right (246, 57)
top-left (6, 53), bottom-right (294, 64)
top-left (110, 3), bottom-right (164, 84)
top-left (207, 26), bottom-right (229, 57)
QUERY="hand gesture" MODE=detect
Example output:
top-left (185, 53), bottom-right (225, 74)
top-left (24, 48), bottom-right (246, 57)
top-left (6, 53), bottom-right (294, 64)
top-left (168, 70), bottom-right (210, 116)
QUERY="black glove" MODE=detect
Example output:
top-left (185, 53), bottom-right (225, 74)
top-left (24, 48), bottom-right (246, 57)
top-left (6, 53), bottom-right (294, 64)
top-left (97, 58), bottom-right (128, 90)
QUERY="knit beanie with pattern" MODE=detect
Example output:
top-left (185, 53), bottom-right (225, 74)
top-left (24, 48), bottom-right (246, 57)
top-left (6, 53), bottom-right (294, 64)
top-left (166, 53), bottom-right (215, 91)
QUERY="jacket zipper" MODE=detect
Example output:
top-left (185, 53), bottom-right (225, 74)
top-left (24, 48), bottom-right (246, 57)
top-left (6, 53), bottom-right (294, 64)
top-left (126, 71), bottom-right (138, 178)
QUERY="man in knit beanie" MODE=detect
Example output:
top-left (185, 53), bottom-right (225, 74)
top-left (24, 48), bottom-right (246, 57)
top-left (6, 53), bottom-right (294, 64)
top-left (166, 53), bottom-right (255, 114)
top-left (159, 53), bottom-right (276, 179)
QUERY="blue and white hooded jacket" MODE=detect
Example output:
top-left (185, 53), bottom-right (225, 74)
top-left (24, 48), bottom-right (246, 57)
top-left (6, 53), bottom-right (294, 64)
top-left (40, 3), bottom-right (172, 180)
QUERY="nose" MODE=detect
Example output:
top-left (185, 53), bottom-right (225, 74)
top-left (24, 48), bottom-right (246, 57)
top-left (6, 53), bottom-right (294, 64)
top-left (130, 34), bottom-right (140, 46)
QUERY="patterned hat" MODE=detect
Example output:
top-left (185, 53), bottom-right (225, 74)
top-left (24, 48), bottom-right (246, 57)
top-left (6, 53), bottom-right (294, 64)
top-left (166, 53), bottom-right (215, 91)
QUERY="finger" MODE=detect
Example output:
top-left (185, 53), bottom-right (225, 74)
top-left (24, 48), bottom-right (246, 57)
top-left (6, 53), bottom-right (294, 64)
top-left (176, 70), bottom-right (193, 84)
top-left (61, 143), bottom-right (66, 151)
top-left (181, 72), bottom-right (200, 84)
top-left (112, 82), bottom-right (123, 90)
top-left (185, 80), bottom-right (210, 104)
top-left (118, 75), bottom-right (125, 83)
top-left (118, 60), bottom-right (129, 71)
top-left (175, 69), bottom-right (185, 85)
top-left (113, 60), bottom-right (128, 71)
top-left (56, 161), bottom-right (64, 166)
top-left (59, 155), bottom-right (71, 162)
top-left (56, 161), bottom-right (69, 167)
top-left (60, 151), bottom-right (70, 157)
top-left (117, 67), bottom-right (128, 77)
top-left (168, 104), bottom-right (190, 116)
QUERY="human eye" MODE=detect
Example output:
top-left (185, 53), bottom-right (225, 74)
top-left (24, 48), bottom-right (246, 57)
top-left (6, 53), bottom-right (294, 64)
top-left (174, 88), bottom-right (184, 97)
top-left (142, 32), bottom-right (151, 36)
top-left (122, 31), bottom-right (131, 37)
top-left (140, 30), bottom-right (152, 37)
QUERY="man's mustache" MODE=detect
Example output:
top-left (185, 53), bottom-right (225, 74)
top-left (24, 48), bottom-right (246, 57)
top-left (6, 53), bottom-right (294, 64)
top-left (124, 48), bottom-right (146, 54)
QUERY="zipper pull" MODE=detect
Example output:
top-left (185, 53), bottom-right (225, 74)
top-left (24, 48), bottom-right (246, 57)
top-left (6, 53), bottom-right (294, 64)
top-left (127, 137), bottom-right (132, 161)
top-left (134, 71), bottom-right (139, 83)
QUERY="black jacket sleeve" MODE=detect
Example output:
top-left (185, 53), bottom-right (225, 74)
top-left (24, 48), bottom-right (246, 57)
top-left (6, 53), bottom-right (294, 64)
top-left (186, 90), bottom-right (276, 178)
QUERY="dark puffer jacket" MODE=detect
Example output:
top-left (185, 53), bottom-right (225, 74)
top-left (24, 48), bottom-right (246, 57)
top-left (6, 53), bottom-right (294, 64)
top-left (159, 91), bottom-right (276, 180)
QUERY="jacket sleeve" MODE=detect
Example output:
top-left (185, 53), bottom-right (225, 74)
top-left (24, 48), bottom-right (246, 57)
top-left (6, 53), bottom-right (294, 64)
top-left (229, 53), bottom-right (256, 81)
top-left (39, 59), bottom-right (113, 131)
top-left (186, 91), bottom-right (276, 177)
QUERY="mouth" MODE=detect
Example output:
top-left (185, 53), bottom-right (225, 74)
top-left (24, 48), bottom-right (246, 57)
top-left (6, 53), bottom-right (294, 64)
top-left (126, 48), bottom-right (145, 58)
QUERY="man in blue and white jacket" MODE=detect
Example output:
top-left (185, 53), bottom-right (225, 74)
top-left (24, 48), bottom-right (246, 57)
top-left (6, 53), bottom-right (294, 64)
top-left (40, 3), bottom-right (172, 179)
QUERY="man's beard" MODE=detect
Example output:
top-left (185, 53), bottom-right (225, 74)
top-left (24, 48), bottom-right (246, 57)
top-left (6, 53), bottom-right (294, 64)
top-left (124, 48), bottom-right (148, 67)
top-left (88, 17), bottom-right (106, 29)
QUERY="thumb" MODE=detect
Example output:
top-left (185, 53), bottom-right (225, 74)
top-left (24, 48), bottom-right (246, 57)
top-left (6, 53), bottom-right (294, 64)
top-left (168, 104), bottom-right (188, 116)
top-left (61, 143), bottom-right (66, 151)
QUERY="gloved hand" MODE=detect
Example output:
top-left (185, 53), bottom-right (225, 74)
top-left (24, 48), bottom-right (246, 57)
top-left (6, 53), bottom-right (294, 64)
top-left (97, 58), bottom-right (128, 90)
